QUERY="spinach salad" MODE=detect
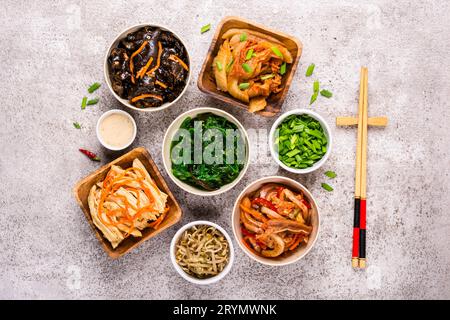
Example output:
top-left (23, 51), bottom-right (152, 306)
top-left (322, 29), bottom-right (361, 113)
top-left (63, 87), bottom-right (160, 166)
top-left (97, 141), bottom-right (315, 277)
top-left (170, 113), bottom-right (246, 191)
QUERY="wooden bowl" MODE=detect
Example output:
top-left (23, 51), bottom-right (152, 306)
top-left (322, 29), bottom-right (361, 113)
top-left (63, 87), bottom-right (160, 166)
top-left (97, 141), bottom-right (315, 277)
top-left (197, 16), bottom-right (303, 117)
top-left (73, 147), bottom-right (182, 258)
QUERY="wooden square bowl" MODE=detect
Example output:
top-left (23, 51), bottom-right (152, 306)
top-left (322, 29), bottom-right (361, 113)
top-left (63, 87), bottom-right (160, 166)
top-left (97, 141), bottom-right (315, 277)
top-left (73, 147), bottom-right (182, 258)
top-left (197, 16), bottom-right (303, 117)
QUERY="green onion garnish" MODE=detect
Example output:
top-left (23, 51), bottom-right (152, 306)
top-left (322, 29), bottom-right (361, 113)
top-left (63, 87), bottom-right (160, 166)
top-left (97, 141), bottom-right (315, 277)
top-left (88, 82), bottom-right (101, 93)
top-left (321, 183), bottom-right (334, 192)
top-left (87, 98), bottom-right (99, 106)
top-left (306, 63), bottom-right (315, 77)
top-left (226, 58), bottom-right (234, 73)
top-left (313, 80), bottom-right (320, 93)
top-left (81, 97), bottom-right (87, 110)
top-left (238, 83), bottom-right (250, 90)
top-left (324, 171), bottom-right (337, 178)
top-left (73, 122), bottom-right (81, 129)
top-left (240, 33), bottom-right (247, 42)
top-left (310, 92), bottom-right (318, 105)
top-left (216, 61), bottom-right (223, 71)
top-left (242, 63), bottom-right (252, 73)
top-left (245, 49), bottom-right (254, 60)
top-left (320, 89), bottom-right (333, 98)
top-left (280, 62), bottom-right (287, 75)
top-left (271, 46), bottom-right (283, 58)
top-left (200, 24), bottom-right (211, 34)
top-left (261, 74), bottom-right (275, 80)
top-left (275, 114), bottom-right (328, 170)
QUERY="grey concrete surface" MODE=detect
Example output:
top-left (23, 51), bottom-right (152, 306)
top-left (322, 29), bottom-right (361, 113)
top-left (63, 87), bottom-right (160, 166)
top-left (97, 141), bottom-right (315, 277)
top-left (0, 0), bottom-right (449, 299)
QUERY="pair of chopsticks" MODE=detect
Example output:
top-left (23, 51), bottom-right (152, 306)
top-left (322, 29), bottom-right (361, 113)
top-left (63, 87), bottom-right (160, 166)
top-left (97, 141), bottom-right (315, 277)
top-left (352, 67), bottom-right (368, 269)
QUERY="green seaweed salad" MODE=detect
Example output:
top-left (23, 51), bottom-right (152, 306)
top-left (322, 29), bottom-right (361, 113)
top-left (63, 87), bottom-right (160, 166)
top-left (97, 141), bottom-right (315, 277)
top-left (170, 113), bottom-right (246, 191)
top-left (275, 114), bottom-right (327, 169)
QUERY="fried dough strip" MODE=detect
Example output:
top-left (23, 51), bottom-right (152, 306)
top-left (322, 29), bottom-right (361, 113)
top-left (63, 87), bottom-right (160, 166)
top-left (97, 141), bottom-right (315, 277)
top-left (213, 39), bottom-right (232, 91)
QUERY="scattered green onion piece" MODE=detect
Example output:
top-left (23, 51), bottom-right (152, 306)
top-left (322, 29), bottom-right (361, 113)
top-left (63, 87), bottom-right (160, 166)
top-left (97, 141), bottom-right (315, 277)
top-left (325, 171), bottom-right (337, 178)
top-left (313, 80), bottom-right (320, 93)
top-left (245, 49), bottom-right (254, 60)
top-left (242, 63), bottom-right (252, 73)
top-left (310, 92), bottom-right (318, 105)
top-left (238, 82), bottom-right (250, 90)
top-left (321, 183), bottom-right (334, 192)
top-left (73, 122), bottom-right (81, 129)
top-left (88, 82), bottom-right (101, 93)
top-left (271, 46), bottom-right (283, 58)
top-left (87, 98), bottom-right (99, 106)
top-left (216, 61), bottom-right (223, 71)
top-left (226, 58), bottom-right (234, 73)
top-left (240, 33), bottom-right (247, 42)
top-left (261, 74), bottom-right (275, 81)
top-left (200, 24), bottom-right (211, 34)
top-left (320, 89), bottom-right (333, 98)
top-left (280, 62), bottom-right (287, 75)
top-left (306, 63), bottom-right (315, 77)
top-left (81, 97), bottom-right (87, 110)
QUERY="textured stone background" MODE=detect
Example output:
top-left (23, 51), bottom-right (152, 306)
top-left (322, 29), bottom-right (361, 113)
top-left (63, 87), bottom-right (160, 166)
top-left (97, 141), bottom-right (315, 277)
top-left (0, 0), bottom-right (449, 299)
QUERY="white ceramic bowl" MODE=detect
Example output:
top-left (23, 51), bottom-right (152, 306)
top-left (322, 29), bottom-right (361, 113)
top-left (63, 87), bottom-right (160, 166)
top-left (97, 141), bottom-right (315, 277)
top-left (170, 220), bottom-right (235, 285)
top-left (269, 109), bottom-right (332, 174)
top-left (232, 176), bottom-right (320, 266)
top-left (103, 23), bottom-right (191, 112)
top-left (96, 109), bottom-right (137, 151)
top-left (162, 107), bottom-right (250, 196)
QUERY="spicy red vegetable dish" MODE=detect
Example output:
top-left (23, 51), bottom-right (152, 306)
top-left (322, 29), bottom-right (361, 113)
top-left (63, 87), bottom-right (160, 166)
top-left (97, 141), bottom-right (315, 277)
top-left (239, 183), bottom-right (313, 258)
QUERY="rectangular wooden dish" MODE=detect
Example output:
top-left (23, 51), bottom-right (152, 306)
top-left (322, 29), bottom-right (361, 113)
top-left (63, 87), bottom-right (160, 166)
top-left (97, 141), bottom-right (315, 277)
top-left (73, 147), bottom-right (182, 259)
top-left (197, 16), bottom-right (303, 117)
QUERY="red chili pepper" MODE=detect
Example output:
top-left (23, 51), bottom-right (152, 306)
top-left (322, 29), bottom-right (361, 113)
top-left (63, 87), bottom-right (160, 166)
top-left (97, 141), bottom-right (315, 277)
top-left (79, 148), bottom-right (101, 161)
top-left (276, 186), bottom-right (284, 198)
top-left (241, 227), bottom-right (255, 238)
top-left (302, 199), bottom-right (312, 209)
top-left (251, 197), bottom-right (278, 213)
top-left (242, 228), bottom-right (267, 250)
top-left (256, 240), bottom-right (267, 250)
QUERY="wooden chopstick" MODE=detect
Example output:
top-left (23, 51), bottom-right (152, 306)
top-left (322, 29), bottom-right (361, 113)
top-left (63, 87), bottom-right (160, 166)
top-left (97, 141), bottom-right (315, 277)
top-left (358, 67), bottom-right (369, 269)
top-left (352, 67), bottom-right (367, 268)
top-left (336, 116), bottom-right (387, 127)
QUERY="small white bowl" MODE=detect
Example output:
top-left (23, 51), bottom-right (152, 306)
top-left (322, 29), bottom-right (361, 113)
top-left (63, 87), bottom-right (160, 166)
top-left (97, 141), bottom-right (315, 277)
top-left (231, 176), bottom-right (320, 266)
top-left (269, 109), bottom-right (332, 174)
top-left (103, 23), bottom-right (191, 112)
top-left (170, 220), bottom-right (235, 285)
top-left (96, 109), bottom-right (137, 151)
top-left (162, 107), bottom-right (250, 196)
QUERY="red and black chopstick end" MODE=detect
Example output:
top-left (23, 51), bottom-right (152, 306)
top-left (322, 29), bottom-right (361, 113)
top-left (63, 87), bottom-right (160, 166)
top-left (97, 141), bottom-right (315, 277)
top-left (352, 198), bottom-right (361, 265)
top-left (359, 199), bottom-right (367, 263)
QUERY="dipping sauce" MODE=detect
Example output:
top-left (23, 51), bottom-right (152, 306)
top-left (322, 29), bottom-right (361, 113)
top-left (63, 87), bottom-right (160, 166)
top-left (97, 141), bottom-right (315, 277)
top-left (99, 112), bottom-right (135, 148)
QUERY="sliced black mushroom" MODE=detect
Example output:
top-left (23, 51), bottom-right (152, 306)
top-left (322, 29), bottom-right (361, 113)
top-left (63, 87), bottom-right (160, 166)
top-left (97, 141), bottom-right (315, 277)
top-left (108, 27), bottom-right (189, 108)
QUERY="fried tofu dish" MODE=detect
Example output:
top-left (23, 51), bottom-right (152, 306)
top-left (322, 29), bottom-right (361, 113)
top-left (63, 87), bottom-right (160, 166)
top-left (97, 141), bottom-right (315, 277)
top-left (88, 158), bottom-right (169, 248)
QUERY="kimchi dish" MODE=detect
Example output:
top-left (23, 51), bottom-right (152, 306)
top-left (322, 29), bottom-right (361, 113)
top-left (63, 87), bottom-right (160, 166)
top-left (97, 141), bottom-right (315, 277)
top-left (212, 28), bottom-right (292, 113)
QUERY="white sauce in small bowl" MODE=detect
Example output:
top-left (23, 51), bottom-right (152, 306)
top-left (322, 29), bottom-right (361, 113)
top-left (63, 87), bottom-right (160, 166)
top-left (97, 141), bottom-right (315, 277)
top-left (96, 110), bottom-right (136, 150)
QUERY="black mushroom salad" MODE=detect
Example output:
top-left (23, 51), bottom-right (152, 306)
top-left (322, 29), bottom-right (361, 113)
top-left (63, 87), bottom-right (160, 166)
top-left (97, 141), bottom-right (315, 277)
top-left (108, 26), bottom-right (190, 109)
